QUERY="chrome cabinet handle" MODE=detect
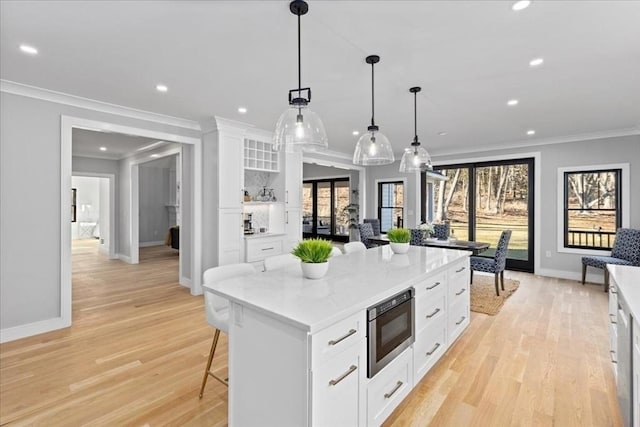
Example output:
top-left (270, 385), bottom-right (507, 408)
top-left (610, 350), bottom-right (618, 364)
top-left (426, 308), bottom-right (441, 319)
top-left (285, 190), bottom-right (289, 204)
top-left (455, 266), bottom-right (466, 273)
top-left (384, 381), bottom-right (403, 399)
top-left (261, 247), bottom-right (275, 251)
top-left (610, 314), bottom-right (618, 324)
top-left (610, 287), bottom-right (618, 294)
top-left (455, 288), bottom-right (466, 296)
top-left (285, 211), bottom-right (289, 224)
top-left (329, 365), bottom-right (357, 386)
top-left (328, 329), bottom-right (357, 346)
top-left (426, 342), bottom-right (441, 356)
top-left (426, 282), bottom-right (441, 290)
top-left (455, 316), bottom-right (466, 325)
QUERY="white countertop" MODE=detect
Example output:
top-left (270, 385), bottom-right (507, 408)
top-left (609, 264), bottom-right (640, 319)
top-left (204, 245), bottom-right (469, 333)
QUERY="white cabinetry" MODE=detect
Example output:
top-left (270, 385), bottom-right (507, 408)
top-left (245, 234), bottom-right (285, 263)
top-left (634, 317), bottom-right (640, 427)
top-left (284, 151), bottom-right (303, 251)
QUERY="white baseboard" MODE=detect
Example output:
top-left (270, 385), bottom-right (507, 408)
top-left (180, 276), bottom-right (192, 288)
top-left (139, 240), bottom-right (165, 248)
top-left (117, 253), bottom-right (133, 264)
top-left (536, 267), bottom-right (606, 284)
top-left (0, 316), bottom-right (70, 344)
top-left (98, 245), bottom-right (110, 256)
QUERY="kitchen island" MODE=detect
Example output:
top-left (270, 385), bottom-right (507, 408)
top-left (204, 245), bottom-right (471, 427)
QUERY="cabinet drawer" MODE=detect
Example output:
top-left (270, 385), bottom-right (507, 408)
top-left (609, 283), bottom-right (618, 319)
top-left (312, 311), bottom-right (367, 367)
top-left (415, 292), bottom-right (446, 334)
top-left (448, 260), bottom-right (470, 302)
top-left (367, 348), bottom-right (412, 427)
top-left (448, 299), bottom-right (469, 345)
top-left (413, 271), bottom-right (446, 298)
top-left (414, 318), bottom-right (447, 383)
top-left (312, 339), bottom-right (363, 427)
top-left (246, 238), bottom-right (283, 262)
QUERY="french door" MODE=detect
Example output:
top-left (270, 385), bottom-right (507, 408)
top-left (425, 158), bottom-right (535, 272)
top-left (302, 178), bottom-right (350, 242)
top-left (378, 181), bottom-right (404, 232)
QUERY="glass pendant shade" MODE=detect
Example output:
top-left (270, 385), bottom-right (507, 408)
top-left (273, 104), bottom-right (328, 152)
top-left (353, 129), bottom-right (395, 165)
top-left (399, 145), bottom-right (432, 173)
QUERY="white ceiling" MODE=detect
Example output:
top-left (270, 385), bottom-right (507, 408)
top-left (2, 1), bottom-right (639, 157)
top-left (72, 128), bottom-right (170, 160)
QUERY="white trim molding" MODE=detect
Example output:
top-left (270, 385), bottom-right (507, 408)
top-left (0, 317), bottom-right (70, 344)
top-left (556, 163), bottom-right (631, 255)
top-left (1, 80), bottom-right (201, 131)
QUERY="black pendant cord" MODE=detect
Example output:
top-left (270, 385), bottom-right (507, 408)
top-left (413, 91), bottom-right (418, 144)
top-left (370, 62), bottom-right (375, 128)
top-left (297, 12), bottom-right (302, 97)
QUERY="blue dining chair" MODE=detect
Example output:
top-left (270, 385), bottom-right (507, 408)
top-left (358, 223), bottom-right (377, 249)
top-left (470, 230), bottom-right (512, 296)
top-left (409, 229), bottom-right (424, 246)
top-left (582, 228), bottom-right (640, 292)
top-left (432, 223), bottom-right (450, 240)
top-left (363, 218), bottom-right (381, 236)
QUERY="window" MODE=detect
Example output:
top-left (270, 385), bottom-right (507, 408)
top-left (378, 181), bottom-right (404, 232)
top-left (564, 169), bottom-right (621, 250)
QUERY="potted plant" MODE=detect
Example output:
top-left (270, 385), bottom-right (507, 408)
top-left (292, 238), bottom-right (334, 279)
top-left (387, 228), bottom-right (411, 254)
top-left (418, 222), bottom-right (434, 240)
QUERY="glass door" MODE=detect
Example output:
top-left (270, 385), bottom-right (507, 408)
top-left (429, 158), bottom-right (534, 272)
top-left (302, 178), bottom-right (350, 242)
top-left (378, 181), bottom-right (404, 232)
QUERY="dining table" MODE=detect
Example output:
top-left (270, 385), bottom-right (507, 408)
top-left (368, 234), bottom-right (490, 256)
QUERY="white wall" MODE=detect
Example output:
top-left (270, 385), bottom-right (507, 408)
top-left (98, 178), bottom-right (110, 253)
top-left (0, 91), bottom-right (199, 333)
top-left (139, 159), bottom-right (172, 245)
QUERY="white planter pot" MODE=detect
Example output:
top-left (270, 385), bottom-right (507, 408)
top-left (301, 261), bottom-right (329, 280)
top-left (389, 242), bottom-right (410, 254)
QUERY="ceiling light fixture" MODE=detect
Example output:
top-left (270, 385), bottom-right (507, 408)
top-left (507, 99), bottom-right (519, 106)
top-left (19, 44), bottom-right (38, 55)
top-left (238, 107), bottom-right (247, 114)
top-left (529, 57), bottom-right (544, 67)
top-left (156, 84), bottom-right (168, 92)
top-left (353, 55), bottom-right (394, 165)
top-left (273, 0), bottom-right (327, 153)
top-left (99, 147), bottom-right (107, 151)
top-left (399, 87), bottom-right (432, 173)
top-left (150, 154), bottom-right (160, 158)
top-left (527, 130), bottom-right (536, 135)
top-left (438, 131), bottom-right (447, 136)
top-left (352, 131), bottom-right (360, 136)
top-left (512, 1), bottom-right (531, 11)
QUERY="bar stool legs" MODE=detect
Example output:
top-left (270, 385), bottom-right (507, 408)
top-left (199, 329), bottom-right (228, 398)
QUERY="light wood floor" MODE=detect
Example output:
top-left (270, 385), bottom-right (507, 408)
top-left (0, 241), bottom-right (622, 426)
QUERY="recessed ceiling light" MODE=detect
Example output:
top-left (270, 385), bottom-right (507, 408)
top-left (19, 44), bottom-right (38, 55)
top-left (238, 107), bottom-right (248, 114)
top-left (99, 146), bottom-right (107, 151)
top-left (438, 132), bottom-right (447, 136)
top-left (352, 131), bottom-right (360, 136)
top-left (527, 130), bottom-right (536, 136)
top-left (150, 154), bottom-right (160, 158)
top-left (156, 84), bottom-right (168, 92)
top-left (507, 99), bottom-right (519, 106)
top-left (529, 57), bottom-right (544, 67)
top-left (512, 1), bottom-right (531, 11)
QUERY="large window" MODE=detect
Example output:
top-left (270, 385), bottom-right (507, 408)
top-left (302, 178), bottom-right (350, 242)
top-left (378, 181), bottom-right (404, 232)
top-left (426, 158), bottom-right (535, 272)
top-left (564, 169), bottom-right (621, 249)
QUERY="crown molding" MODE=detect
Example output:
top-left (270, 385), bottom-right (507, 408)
top-left (199, 116), bottom-right (254, 134)
top-left (431, 126), bottom-right (640, 159)
top-left (0, 79), bottom-right (201, 131)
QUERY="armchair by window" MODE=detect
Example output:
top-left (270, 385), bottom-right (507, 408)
top-left (470, 230), bottom-right (512, 296)
top-left (582, 228), bottom-right (640, 292)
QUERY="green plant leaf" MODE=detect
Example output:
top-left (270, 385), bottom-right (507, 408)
top-left (387, 228), bottom-right (410, 243)
top-left (291, 238), bottom-right (334, 263)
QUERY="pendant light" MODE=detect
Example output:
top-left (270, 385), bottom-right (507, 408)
top-left (352, 55), bottom-right (394, 165)
top-left (273, 0), bottom-right (328, 153)
top-left (399, 87), bottom-right (432, 173)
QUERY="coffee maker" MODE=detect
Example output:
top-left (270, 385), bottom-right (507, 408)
top-left (243, 213), bottom-right (254, 235)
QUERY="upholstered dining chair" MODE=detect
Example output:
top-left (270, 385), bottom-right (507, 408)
top-left (330, 246), bottom-right (343, 257)
top-left (470, 230), bottom-right (512, 296)
top-left (200, 263), bottom-right (257, 398)
top-left (582, 228), bottom-right (640, 292)
top-left (263, 253), bottom-right (300, 272)
top-left (409, 229), bottom-right (425, 246)
top-left (363, 218), bottom-right (381, 236)
top-left (357, 223), bottom-right (377, 249)
top-left (432, 223), bottom-right (450, 240)
top-left (344, 241), bottom-right (367, 254)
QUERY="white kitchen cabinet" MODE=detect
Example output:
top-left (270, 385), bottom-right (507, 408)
top-left (633, 317), bottom-right (640, 427)
top-left (285, 151), bottom-right (302, 209)
top-left (218, 132), bottom-right (244, 210)
top-left (244, 234), bottom-right (285, 263)
top-left (285, 208), bottom-right (302, 252)
top-left (218, 210), bottom-right (243, 265)
top-left (366, 348), bottom-right (413, 427)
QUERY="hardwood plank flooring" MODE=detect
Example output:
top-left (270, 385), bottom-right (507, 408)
top-left (0, 241), bottom-right (622, 426)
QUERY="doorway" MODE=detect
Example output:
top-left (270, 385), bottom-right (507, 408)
top-left (302, 178), bottom-right (350, 242)
top-left (71, 174), bottom-right (114, 258)
top-left (430, 158), bottom-right (535, 272)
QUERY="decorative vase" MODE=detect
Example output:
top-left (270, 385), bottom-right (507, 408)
top-left (389, 242), bottom-right (410, 254)
top-left (301, 261), bottom-right (329, 280)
